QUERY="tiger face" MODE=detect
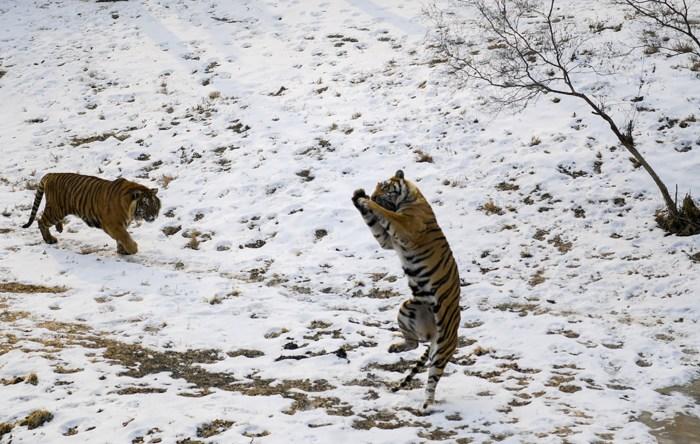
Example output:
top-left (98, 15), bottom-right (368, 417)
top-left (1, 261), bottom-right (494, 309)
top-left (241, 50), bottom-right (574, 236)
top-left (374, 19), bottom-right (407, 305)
top-left (371, 170), bottom-right (410, 212)
top-left (132, 188), bottom-right (161, 222)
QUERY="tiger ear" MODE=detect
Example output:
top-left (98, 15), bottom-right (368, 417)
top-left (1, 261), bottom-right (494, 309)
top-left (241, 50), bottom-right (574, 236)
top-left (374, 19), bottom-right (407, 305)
top-left (150, 188), bottom-right (159, 195)
top-left (395, 170), bottom-right (404, 179)
top-left (130, 189), bottom-right (143, 200)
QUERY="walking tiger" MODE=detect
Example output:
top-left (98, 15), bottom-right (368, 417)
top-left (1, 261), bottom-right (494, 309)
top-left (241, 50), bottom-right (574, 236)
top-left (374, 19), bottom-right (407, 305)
top-left (22, 173), bottom-right (160, 255)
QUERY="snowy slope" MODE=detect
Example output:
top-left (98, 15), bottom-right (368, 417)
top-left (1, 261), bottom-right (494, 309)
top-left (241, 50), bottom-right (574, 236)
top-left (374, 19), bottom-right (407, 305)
top-left (0, 0), bottom-right (699, 443)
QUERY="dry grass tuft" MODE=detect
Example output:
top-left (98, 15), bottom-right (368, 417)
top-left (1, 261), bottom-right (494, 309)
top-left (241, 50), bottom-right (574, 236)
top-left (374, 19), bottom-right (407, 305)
top-left (529, 269), bottom-right (546, 286)
top-left (414, 149), bottom-right (434, 163)
top-left (196, 419), bottom-right (234, 438)
top-left (655, 194), bottom-right (700, 236)
top-left (70, 132), bottom-right (129, 147)
top-left (0, 282), bottom-right (67, 294)
top-left (159, 175), bottom-right (176, 189)
top-left (480, 200), bottom-right (505, 216)
top-left (19, 410), bottom-right (53, 430)
top-left (495, 181), bottom-right (519, 192)
top-left (185, 230), bottom-right (201, 250)
top-left (0, 422), bottom-right (13, 439)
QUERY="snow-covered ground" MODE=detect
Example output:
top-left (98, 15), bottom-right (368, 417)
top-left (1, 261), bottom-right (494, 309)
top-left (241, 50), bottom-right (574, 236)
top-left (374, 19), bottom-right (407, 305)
top-left (0, 0), bottom-right (698, 443)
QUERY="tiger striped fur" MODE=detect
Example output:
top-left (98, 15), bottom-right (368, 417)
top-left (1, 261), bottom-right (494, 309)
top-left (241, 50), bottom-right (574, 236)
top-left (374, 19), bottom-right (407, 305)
top-left (22, 173), bottom-right (160, 255)
top-left (352, 170), bottom-right (461, 408)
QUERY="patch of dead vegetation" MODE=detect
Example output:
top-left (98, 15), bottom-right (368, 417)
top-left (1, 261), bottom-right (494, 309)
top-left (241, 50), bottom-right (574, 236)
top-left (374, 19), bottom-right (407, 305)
top-left (0, 282), bottom-right (68, 294)
top-left (25, 320), bottom-right (339, 413)
top-left (496, 181), bottom-right (519, 192)
top-left (226, 349), bottom-right (264, 358)
top-left (0, 310), bottom-right (31, 323)
top-left (418, 428), bottom-right (458, 440)
top-left (0, 333), bottom-right (19, 356)
top-left (352, 287), bottom-right (402, 299)
top-left (70, 132), bottom-right (129, 147)
top-left (352, 410), bottom-right (430, 430)
top-left (283, 394), bottom-right (354, 416)
top-left (19, 410), bottom-right (53, 430)
top-left (548, 235), bottom-right (572, 253)
top-left (264, 327), bottom-right (289, 339)
top-left (655, 194), bottom-right (700, 236)
top-left (196, 419), bottom-right (234, 438)
top-left (528, 269), bottom-right (546, 286)
top-left (479, 199), bottom-right (505, 216)
top-left (1, 373), bottom-right (37, 386)
top-left (114, 386), bottom-right (167, 395)
top-left (53, 365), bottom-right (82, 374)
top-left (0, 422), bottom-right (13, 439)
top-left (308, 320), bottom-right (332, 329)
top-left (414, 149), bottom-right (434, 163)
top-left (176, 439), bottom-right (205, 444)
top-left (303, 329), bottom-right (343, 341)
top-left (492, 302), bottom-right (546, 316)
top-left (363, 359), bottom-right (416, 373)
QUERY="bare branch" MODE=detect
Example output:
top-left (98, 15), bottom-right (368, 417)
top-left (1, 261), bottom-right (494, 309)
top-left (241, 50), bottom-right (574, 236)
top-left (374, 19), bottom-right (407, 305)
top-left (426, 0), bottom-right (700, 233)
top-left (620, 0), bottom-right (700, 58)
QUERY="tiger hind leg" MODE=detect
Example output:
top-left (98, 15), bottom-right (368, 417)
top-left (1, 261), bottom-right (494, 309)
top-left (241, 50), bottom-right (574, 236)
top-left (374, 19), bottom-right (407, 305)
top-left (422, 338), bottom-right (458, 408)
top-left (423, 361), bottom-right (447, 409)
top-left (391, 345), bottom-right (430, 392)
top-left (55, 220), bottom-right (63, 233)
top-left (37, 207), bottom-right (61, 244)
top-left (389, 299), bottom-right (435, 353)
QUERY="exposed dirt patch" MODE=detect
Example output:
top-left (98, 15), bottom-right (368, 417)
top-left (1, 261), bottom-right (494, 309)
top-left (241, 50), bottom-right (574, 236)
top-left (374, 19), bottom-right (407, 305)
top-left (30, 320), bottom-right (335, 402)
top-left (639, 412), bottom-right (700, 444)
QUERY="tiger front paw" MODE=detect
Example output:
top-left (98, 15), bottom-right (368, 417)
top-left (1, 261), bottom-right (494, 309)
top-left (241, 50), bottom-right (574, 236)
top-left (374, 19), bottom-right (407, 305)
top-left (117, 243), bottom-right (138, 255)
top-left (388, 341), bottom-right (418, 353)
top-left (352, 188), bottom-right (369, 212)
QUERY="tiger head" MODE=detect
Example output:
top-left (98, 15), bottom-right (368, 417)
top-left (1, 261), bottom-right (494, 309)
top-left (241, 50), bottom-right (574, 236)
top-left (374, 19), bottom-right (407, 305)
top-left (131, 188), bottom-right (161, 222)
top-left (371, 170), bottom-right (421, 212)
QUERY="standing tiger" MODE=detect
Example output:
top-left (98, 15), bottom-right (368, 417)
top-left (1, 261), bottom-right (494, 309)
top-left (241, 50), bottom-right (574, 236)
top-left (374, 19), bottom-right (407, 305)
top-left (352, 170), bottom-right (461, 408)
top-left (22, 173), bottom-right (161, 255)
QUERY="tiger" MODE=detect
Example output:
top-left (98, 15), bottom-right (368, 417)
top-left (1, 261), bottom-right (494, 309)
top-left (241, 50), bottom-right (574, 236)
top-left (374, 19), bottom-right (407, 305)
top-left (352, 170), bottom-right (461, 409)
top-left (22, 173), bottom-right (161, 255)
